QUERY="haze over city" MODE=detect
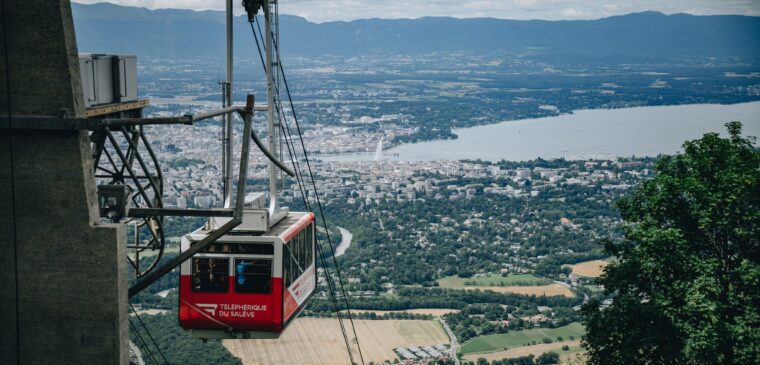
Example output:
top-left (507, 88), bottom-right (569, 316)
top-left (72, 0), bottom-right (760, 22)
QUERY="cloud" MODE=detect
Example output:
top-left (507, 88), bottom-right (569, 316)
top-left (559, 7), bottom-right (588, 19)
top-left (72, 0), bottom-right (760, 22)
top-left (514, 0), bottom-right (539, 8)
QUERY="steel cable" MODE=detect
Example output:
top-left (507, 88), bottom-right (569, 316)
top-left (129, 304), bottom-right (170, 365)
top-left (258, 17), bottom-right (367, 364)
top-left (249, 18), bottom-right (360, 365)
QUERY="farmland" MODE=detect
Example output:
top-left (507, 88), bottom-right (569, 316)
top-left (462, 341), bottom-right (581, 363)
top-left (567, 260), bottom-right (608, 277)
top-left (436, 274), bottom-right (573, 297)
top-left (438, 274), bottom-right (551, 288)
top-left (459, 322), bottom-right (585, 354)
top-left (224, 318), bottom-right (450, 365)
top-left (346, 308), bottom-right (460, 317)
top-left (462, 283), bottom-right (575, 298)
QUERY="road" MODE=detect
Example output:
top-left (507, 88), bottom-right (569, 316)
top-left (439, 318), bottom-right (460, 365)
top-left (334, 227), bottom-right (353, 257)
top-left (129, 341), bottom-right (145, 365)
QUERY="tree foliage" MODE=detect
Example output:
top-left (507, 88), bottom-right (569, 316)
top-left (129, 311), bottom-right (242, 365)
top-left (582, 122), bottom-right (760, 364)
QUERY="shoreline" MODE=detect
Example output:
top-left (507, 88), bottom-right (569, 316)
top-left (316, 101), bottom-right (760, 162)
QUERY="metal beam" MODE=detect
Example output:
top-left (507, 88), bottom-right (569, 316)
top-left (127, 218), bottom-right (241, 298)
top-left (193, 106), bottom-right (245, 122)
top-left (0, 105), bottom-right (255, 130)
top-left (224, 0), bottom-right (235, 209)
top-left (264, 3), bottom-right (282, 220)
top-left (128, 96), bottom-right (256, 298)
top-left (1, 105), bottom-right (269, 131)
top-left (0, 115), bottom-right (191, 130)
top-left (127, 208), bottom-right (235, 218)
top-left (85, 99), bottom-right (150, 117)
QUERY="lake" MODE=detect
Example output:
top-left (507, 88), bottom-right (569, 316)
top-left (319, 102), bottom-right (760, 162)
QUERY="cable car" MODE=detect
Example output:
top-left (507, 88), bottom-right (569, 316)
top-left (179, 210), bottom-right (316, 339)
top-left (177, 0), bottom-right (320, 340)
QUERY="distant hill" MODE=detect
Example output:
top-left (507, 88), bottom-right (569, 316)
top-left (72, 3), bottom-right (760, 63)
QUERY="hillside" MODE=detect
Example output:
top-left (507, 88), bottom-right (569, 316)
top-left (71, 3), bottom-right (760, 63)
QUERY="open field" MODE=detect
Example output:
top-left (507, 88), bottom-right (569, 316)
top-left (463, 341), bottom-right (580, 362)
top-left (132, 309), bottom-right (169, 316)
top-left (344, 308), bottom-right (460, 317)
top-left (561, 348), bottom-right (587, 365)
top-left (224, 318), bottom-right (450, 365)
top-left (583, 284), bottom-right (603, 293)
top-left (463, 284), bottom-right (575, 298)
top-left (436, 274), bottom-right (572, 297)
top-left (460, 322), bottom-right (585, 354)
top-left (438, 274), bottom-right (550, 288)
top-left (567, 260), bottom-right (608, 277)
top-left (128, 244), bottom-right (180, 259)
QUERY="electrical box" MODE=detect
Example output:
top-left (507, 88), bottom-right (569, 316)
top-left (98, 184), bottom-right (129, 222)
top-left (207, 211), bottom-right (270, 233)
top-left (79, 55), bottom-right (97, 106)
top-left (79, 53), bottom-right (138, 108)
top-left (93, 55), bottom-right (114, 106)
top-left (117, 55), bottom-right (138, 102)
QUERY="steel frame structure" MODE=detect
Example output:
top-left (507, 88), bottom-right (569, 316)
top-left (91, 123), bottom-right (166, 276)
top-left (1, 0), bottom-right (294, 297)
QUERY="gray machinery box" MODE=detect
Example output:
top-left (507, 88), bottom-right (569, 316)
top-left (79, 53), bottom-right (138, 108)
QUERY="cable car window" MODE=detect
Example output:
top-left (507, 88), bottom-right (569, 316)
top-left (305, 223), bottom-right (313, 267)
top-left (193, 242), bottom-right (274, 255)
top-left (283, 246), bottom-right (292, 287)
top-left (192, 258), bottom-right (229, 293)
top-left (293, 233), bottom-right (300, 271)
top-left (238, 244), bottom-right (274, 255)
top-left (235, 259), bottom-right (272, 294)
top-left (192, 242), bottom-right (227, 253)
top-left (283, 245), bottom-right (304, 288)
top-left (296, 232), bottom-right (306, 271)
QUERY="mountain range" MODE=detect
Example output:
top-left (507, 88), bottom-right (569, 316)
top-left (72, 2), bottom-right (760, 64)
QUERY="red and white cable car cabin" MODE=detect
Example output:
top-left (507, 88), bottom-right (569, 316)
top-left (179, 212), bottom-right (316, 339)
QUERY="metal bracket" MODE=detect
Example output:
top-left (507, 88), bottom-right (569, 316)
top-left (127, 96), bottom-right (257, 298)
top-left (1, 105), bottom-right (270, 131)
top-left (0, 114), bottom-right (193, 130)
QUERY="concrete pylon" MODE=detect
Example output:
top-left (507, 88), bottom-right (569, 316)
top-left (1, 1), bottom-right (128, 364)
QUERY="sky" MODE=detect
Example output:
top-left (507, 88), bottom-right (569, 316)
top-left (71, 0), bottom-right (760, 23)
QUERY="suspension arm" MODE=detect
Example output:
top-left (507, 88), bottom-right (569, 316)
top-left (128, 96), bottom-right (256, 298)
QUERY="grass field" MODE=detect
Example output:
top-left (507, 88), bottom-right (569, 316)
top-left (567, 260), bottom-right (608, 277)
top-left (438, 273), bottom-right (551, 288)
top-left (436, 274), bottom-right (573, 297)
top-left (462, 284), bottom-right (575, 298)
top-left (128, 244), bottom-right (180, 259)
top-left (460, 322), bottom-right (585, 354)
top-left (224, 318), bottom-right (450, 365)
top-left (462, 341), bottom-right (580, 362)
top-left (583, 284), bottom-right (603, 293)
top-left (345, 308), bottom-right (460, 317)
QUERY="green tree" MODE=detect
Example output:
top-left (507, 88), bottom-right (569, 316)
top-left (582, 122), bottom-right (760, 365)
top-left (129, 311), bottom-right (242, 365)
top-left (537, 351), bottom-right (560, 364)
